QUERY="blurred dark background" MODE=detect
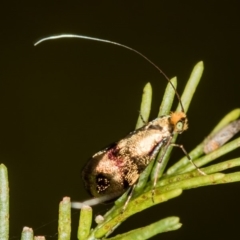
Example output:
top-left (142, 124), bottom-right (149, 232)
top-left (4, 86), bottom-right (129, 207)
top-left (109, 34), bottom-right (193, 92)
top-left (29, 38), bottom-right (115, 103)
top-left (1, 1), bottom-right (240, 240)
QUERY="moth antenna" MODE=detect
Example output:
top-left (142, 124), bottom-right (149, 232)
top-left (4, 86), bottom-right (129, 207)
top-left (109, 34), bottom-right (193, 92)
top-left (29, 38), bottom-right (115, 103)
top-left (34, 34), bottom-right (185, 112)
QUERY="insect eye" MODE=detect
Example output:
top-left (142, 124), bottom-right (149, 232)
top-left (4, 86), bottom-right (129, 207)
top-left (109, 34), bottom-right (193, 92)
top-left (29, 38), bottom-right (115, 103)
top-left (176, 121), bottom-right (184, 131)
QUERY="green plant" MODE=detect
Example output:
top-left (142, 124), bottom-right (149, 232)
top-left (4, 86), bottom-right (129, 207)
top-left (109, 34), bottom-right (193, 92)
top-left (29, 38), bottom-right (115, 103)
top-left (0, 62), bottom-right (239, 240)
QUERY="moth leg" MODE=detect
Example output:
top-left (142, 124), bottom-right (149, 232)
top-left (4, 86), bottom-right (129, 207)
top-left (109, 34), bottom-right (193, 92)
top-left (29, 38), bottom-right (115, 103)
top-left (151, 138), bottom-right (172, 202)
top-left (170, 143), bottom-right (206, 175)
top-left (152, 141), bottom-right (206, 199)
top-left (121, 184), bottom-right (136, 213)
top-left (148, 141), bottom-right (168, 203)
top-left (151, 137), bottom-right (207, 202)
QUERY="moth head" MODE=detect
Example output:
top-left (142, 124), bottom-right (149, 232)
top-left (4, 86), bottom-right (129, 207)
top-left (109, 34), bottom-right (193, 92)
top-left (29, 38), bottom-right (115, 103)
top-left (170, 112), bottom-right (188, 134)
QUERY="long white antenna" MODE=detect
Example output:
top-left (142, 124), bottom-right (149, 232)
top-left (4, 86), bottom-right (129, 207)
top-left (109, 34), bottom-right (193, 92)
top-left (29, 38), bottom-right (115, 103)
top-left (34, 34), bottom-right (185, 112)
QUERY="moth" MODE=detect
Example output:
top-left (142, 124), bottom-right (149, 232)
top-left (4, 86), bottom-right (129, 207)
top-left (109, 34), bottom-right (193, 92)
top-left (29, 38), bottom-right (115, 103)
top-left (35, 35), bottom-right (204, 206)
top-left (82, 111), bottom-right (188, 199)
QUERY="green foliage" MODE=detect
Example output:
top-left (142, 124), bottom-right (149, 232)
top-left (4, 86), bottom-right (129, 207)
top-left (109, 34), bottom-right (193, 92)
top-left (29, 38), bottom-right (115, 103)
top-left (0, 62), bottom-right (240, 239)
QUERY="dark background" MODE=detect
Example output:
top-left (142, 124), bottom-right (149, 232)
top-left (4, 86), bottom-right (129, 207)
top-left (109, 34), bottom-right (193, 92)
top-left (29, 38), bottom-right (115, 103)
top-left (1, 1), bottom-right (240, 240)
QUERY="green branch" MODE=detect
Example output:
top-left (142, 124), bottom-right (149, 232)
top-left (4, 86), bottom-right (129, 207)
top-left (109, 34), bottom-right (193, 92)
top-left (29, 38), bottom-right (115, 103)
top-left (0, 164), bottom-right (9, 240)
top-left (1, 61), bottom-right (239, 240)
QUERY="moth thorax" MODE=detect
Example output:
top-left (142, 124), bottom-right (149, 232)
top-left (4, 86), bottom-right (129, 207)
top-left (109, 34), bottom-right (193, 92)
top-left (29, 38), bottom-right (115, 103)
top-left (170, 112), bottom-right (188, 134)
